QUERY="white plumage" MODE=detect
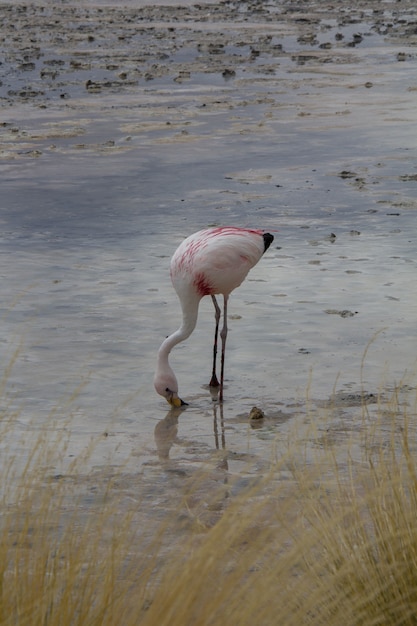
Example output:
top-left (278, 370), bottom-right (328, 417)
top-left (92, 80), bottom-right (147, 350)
top-left (154, 226), bottom-right (274, 405)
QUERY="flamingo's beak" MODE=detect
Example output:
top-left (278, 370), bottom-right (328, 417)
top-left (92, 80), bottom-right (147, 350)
top-left (167, 393), bottom-right (188, 407)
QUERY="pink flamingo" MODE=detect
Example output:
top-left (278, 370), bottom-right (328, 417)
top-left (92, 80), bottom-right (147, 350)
top-left (154, 226), bottom-right (274, 405)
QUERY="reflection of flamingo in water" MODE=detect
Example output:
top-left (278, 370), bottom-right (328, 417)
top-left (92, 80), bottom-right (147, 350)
top-left (154, 404), bottom-right (228, 472)
top-left (154, 226), bottom-right (274, 406)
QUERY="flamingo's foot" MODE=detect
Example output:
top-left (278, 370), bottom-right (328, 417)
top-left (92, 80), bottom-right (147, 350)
top-left (209, 374), bottom-right (220, 388)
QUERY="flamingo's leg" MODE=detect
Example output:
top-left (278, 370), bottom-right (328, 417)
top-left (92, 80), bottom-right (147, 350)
top-left (209, 295), bottom-right (221, 388)
top-left (219, 295), bottom-right (228, 403)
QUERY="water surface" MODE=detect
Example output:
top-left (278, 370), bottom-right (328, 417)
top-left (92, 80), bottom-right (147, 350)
top-left (0, 0), bottom-right (416, 514)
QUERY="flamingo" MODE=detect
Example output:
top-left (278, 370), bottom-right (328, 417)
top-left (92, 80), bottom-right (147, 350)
top-left (154, 226), bottom-right (274, 405)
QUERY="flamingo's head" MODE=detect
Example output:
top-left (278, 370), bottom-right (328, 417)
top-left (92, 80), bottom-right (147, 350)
top-left (154, 369), bottom-right (188, 407)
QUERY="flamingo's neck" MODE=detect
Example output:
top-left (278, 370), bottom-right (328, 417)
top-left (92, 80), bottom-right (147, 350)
top-left (159, 293), bottom-right (200, 357)
top-left (155, 292), bottom-right (201, 396)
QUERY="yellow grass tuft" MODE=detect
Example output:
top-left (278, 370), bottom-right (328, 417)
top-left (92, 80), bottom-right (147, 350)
top-left (0, 379), bottom-right (416, 625)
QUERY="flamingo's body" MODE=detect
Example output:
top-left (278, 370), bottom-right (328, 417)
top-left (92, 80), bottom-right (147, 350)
top-left (154, 226), bottom-right (274, 405)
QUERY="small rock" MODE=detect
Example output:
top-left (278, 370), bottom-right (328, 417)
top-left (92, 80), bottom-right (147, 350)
top-left (338, 170), bottom-right (356, 179)
top-left (324, 309), bottom-right (358, 318)
top-left (85, 79), bottom-right (101, 91)
top-left (222, 69), bottom-right (236, 80)
top-left (249, 407), bottom-right (265, 421)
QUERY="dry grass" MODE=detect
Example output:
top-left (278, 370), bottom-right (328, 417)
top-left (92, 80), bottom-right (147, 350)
top-left (0, 381), bottom-right (416, 625)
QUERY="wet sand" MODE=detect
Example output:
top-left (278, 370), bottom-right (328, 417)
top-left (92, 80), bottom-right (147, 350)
top-left (1, 0), bottom-right (416, 532)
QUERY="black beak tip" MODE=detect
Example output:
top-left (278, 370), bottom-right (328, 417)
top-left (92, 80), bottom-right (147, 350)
top-left (263, 232), bottom-right (274, 251)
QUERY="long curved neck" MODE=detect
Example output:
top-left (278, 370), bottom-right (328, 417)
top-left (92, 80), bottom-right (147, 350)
top-left (157, 292), bottom-right (201, 364)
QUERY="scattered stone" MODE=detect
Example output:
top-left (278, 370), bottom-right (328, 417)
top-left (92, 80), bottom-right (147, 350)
top-left (324, 309), bottom-right (358, 318)
top-left (85, 79), bottom-right (101, 91)
top-left (338, 170), bottom-right (356, 179)
top-left (249, 407), bottom-right (265, 421)
top-left (325, 391), bottom-right (377, 408)
top-left (222, 68), bottom-right (235, 80)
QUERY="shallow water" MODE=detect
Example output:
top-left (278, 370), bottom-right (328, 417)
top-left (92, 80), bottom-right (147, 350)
top-left (1, 1), bottom-right (416, 512)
